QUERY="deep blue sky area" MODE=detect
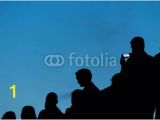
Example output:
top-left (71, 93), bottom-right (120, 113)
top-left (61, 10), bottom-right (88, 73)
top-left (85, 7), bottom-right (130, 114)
top-left (0, 1), bottom-right (160, 118)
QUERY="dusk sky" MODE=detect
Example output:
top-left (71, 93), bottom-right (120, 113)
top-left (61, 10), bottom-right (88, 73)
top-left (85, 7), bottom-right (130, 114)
top-left (0, 1), bottom-right (160, 118)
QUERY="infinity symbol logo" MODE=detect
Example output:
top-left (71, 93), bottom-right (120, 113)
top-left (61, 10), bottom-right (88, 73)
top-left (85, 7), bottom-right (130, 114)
top-left (44, 55), bottom-right (64, 66)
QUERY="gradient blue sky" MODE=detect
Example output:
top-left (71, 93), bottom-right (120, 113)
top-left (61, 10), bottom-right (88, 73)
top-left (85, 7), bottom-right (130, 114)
top-left (0, 1), bottom-right (160, 118)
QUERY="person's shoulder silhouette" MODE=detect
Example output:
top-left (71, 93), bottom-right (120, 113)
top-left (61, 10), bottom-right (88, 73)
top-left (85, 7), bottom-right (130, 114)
top-left (38, 92), bottom-right (64, 119)
top-left (21, 106), bottom-right (37, 119)
top-left (154, 52), bottom-right (160, 119)
top-left (1, 111), bottom-right (16, 119)
top-left (155, 52), bottom-right (160, 62)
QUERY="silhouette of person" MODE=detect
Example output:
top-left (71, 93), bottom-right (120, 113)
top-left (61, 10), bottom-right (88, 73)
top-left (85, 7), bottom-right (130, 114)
top-left (154, 52), bottom-right (160, 119)
top-left (38, 92), bottom-right (64, 119)
top-left (21, 106), bottom-right (37, 119)
top-left (154, 52), bottom-right (160, 62)
top-left (101, 72), bottom-right (127, 118)
top-left (75, 68), bottom-right (100, 118)
top-left (65, 89), bottom-right (85, 118)
top-left (120, 36), bottom-right (156, 118)
top-left (1, 111), bottom-right (16, 119)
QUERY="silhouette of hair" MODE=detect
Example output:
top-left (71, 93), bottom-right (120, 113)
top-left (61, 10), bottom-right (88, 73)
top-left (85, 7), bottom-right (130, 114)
top-left (75, 68), bottom-right (92, 87)
top-left (76, 68), bottom-right (92, 80)
top-left (21, 106), bottom-right (37, 119)
top-left (130, 36), bottom-right (145, 52)
top-left (1, 111), bottom-right (16, 119)
top-left (45, 92), bottom-right (58, 109)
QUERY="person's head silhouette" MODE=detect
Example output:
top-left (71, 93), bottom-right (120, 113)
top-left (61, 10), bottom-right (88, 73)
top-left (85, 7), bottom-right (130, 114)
top-left (21, 106), bottom-right (37, 119)
top-left (75, 68), bottom-right (92, 87)
top-left (130, 36), bottom-right (145, 54)
top-left (1, 111), bottom-right (16, 119)
top-left (71, 89), bottom-right (83, 105)
top-left (45, 92), bottom-right (58, 109)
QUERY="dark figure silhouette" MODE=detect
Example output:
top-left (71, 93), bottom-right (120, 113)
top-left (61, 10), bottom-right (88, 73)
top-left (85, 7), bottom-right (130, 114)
top-left (65, 89), bottom-right (85, 118)
top-left (75, 68), bottom-right (100, 118)
top-left (101, 72), bottom-right (128, 118)
top-left (21, 106), bottom-right (37, 119)
top-left (154, 52), bottom-right (160, 119)
top-left (120, 36), bottom-right (156, 118)
top-left (154, 52), bottom-right (160, 61)
top-left (38, 92), bottom-right (64, 119)
top-left (1, 111), bottom-right (16, 119)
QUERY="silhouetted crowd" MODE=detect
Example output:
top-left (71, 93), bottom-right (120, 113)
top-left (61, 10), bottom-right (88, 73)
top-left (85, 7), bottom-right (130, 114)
top-left (1, 36), bottom-right (160, 119)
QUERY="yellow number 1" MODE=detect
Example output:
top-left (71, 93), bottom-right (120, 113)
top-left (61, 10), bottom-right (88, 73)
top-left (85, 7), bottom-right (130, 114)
top-left (10, 84), bottom-right (16, 99)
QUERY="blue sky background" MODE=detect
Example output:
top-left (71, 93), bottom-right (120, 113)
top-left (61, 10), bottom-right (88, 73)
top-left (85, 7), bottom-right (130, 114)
top-left (0, 1), bottom-right (160, 118)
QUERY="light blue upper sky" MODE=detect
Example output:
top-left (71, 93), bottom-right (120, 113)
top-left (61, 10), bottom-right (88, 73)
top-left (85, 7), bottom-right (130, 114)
top-left (0, 1), bottom-right (160, 118)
